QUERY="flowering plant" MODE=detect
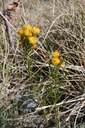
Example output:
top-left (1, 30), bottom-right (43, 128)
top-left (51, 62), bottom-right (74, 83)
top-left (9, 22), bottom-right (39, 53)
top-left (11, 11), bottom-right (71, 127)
top-left (17, 24), bottom-right (40, 48)
top-left (51, 51), bottom-right (64, 67)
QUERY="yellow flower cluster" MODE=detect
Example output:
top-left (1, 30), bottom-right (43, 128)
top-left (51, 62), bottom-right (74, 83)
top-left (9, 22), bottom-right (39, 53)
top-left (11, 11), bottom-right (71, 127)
top-left (51, 51), bottom-right (62, 66)
top-left (17, 24), bottom-right (40, 48)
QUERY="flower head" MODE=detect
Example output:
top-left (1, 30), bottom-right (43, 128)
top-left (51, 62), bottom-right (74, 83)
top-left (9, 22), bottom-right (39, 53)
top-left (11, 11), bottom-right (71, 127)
top-left (17, 29), bottom-right (24, 36)
top-left (17, 24), bottom-right (40, 48)
top-left (24, 30), bottom-right (32, 37)
top-left (32, 26), bottom-right (40, 35)
top-left (52, 51), bottom-right (60, 58)
top-left (22, 24), bottom-right (32, 31)
top-left (52, 57), bottom-right (61, 66)
top-left (51, 51), bottom-right (63, 66)
top-left (28, 36), bottom-right (37, 47)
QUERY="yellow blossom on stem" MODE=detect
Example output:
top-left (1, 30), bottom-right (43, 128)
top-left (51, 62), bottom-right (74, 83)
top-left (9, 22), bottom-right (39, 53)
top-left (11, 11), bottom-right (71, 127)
top-left (52, 51), bottom-right (60, 58)
top-left (22, 24), bottom-right (32, 31)
top-left (17, 24), bottom-right (40, 48)
top-left (24, 30), bottom-right (32, 37)
top-left (17, 29), bottom-right (24, 36)
top-left (52, 57), bottom-right (61, 66)
top-left (32, 26), bottom-right (40, 35)
top-left (28, 36), bottom-right (37, 47)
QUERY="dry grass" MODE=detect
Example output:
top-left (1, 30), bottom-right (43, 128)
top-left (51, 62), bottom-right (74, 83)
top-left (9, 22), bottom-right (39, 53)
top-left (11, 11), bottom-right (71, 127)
top-left (0, 0), bottom-right (85, 128)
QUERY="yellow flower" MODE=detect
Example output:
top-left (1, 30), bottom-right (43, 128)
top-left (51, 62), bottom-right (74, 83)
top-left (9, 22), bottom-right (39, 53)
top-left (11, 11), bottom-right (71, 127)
top-left (32, 26), bottom-right (40, 35)
top-left (17, 24), bottom-right (40, 47)
top-left (28, 36), bottom-right (37, 47)
top-left (23, 24), bottom-right (32, 31)
top-left (52, 57), bottom-right (61, 66)
top-left (52, 51), bottom-right (60, 58)
top-left (24, 30), bottom-right (32, 37)
top-left (17, 29), bottom-right (24, 36)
